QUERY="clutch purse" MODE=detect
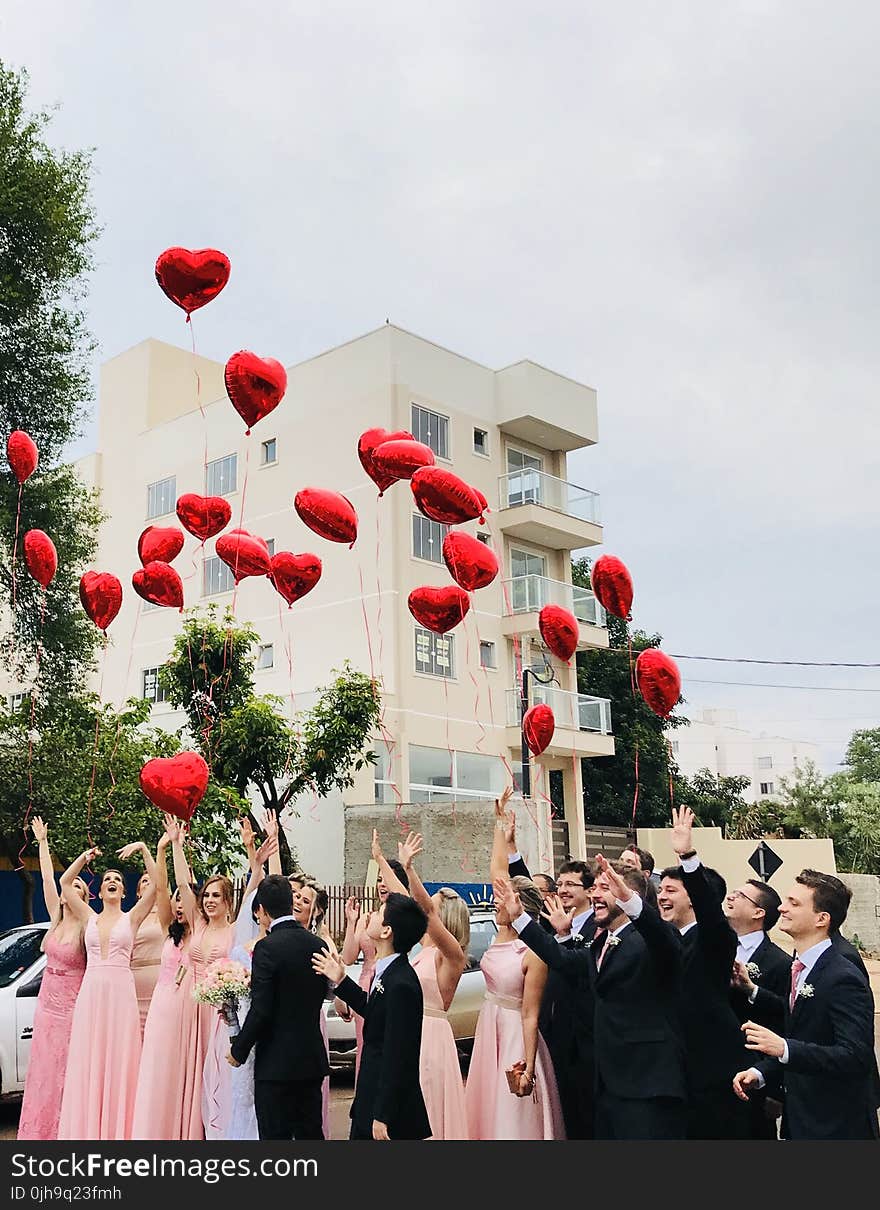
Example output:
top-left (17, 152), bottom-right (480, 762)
top-left (505, 1061), bottom-right (526, 1094)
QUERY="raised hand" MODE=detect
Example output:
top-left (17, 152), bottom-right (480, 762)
top-left (492, 875), bottom-right (521, 920)
top-left (742, 1020), bottom-right (785, 1058)
top-left (733, 1069), bottom-right (761, 1102)
top-left (162, 814), bottom-right (181, 844)
top-left (595, 853), bottom-right (635, 904)
top-left (398, 830), bottom-right (423, 870)
top-left (345, 896), bottom-right (361, 926)
top-left (494, 784), bottom-right (514, 820)
top-left (254, 835), bottom-right (278, 867)
top-left (670, 805), bottom-right (696, 856)
top-left (311, 947), bottom-right (345, 984)
top-left (263, 809), bottom-right (279, 841)
top-left (81, 846), bottom-right (101, 865)
top-left (371, 828), bottom-right (383, 862)
top-left (31, 816), bottom-right (48, 843)
top-left (240, 816), bottom-right (255, 852)
top-left (731, 959), bottom-right (756, 994)
top-left (540, 892), bottom-right (576, 934)
top-left (117, 842), bottom-right (145, 863)
top-left (503, 808), bottom-right (517, 848)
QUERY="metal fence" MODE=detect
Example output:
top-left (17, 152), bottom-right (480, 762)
top-left (325, 883), bottom-right (375, 948)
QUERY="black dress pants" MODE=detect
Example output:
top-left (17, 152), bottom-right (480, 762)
top-left (254, 1078), bottom-right (324, 1140)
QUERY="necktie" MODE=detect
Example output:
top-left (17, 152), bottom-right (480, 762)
top-left (596, 931), bottom-right (613, 970)
top-left (789, 959), bottom-right (806, 1010)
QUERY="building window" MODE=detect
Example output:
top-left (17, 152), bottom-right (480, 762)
top-left (412, 513), bottom-right (448, 563)
top-left (671, 740), bottom-right (680, 755)
top-left (146, 475), bottom-right (176, 520)
top-left (257, 643), bottom-right (274, 670)
top-left (759, 782), bottom-right (775, 796)
top-left (206, 453), bottom-right (237, 496)
top-left (757, 755), bottom-right (773, 770)
top-left (411, 403), bottom-right (449, 460)
top-left (7, 692), bottom-right (24, 712)
top-left (142, 667), bottom-right (168, 704)
top-left (409, 746), bottom-right (505, 802)
top-left (265, 538), bottom-right (276, 557)
top-left (473, 427), bottom-right (489, 456)
top-left (476, 532), bottom-right (491, 545)
top-left (261, 438), bottom-right (277, 466)
top-left (203, 555), bottom-right (235, 596)
top-left (479, 641), bottom-right (496, 670)
top-left (415, 627), bottom-right (455, 678)
top-left (374, 746), bottom-right (396, 804)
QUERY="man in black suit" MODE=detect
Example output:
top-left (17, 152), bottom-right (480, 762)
top-left (313, 892), bottom-right (430, 1140)
top-left (725, 876), bottom-right (792, 1138)
top-left (734, 869), bottom-right (878, 1139)
top-left (588, 855), bottom-right (687, 1139)
top-left (229, 875), bottom-right (330, 1140)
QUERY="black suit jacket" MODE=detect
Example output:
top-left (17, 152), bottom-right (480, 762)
top-left (678, 865), bottom-right (749, 1091)
top-left (335, 954), bottom-right (431, 1140)
top-left (591, 903), bottom-right (686, 1102)
top-left (731, 935), bottom-right (793, 1032)
top-left (519, 918), bottom-right (595, 1077)
top-left (756, 946), bottom-right (877, 1139)
top-left (833, 929), bottom-right (870, 980)
top-left (230, 920), bottom-right (330, 1083)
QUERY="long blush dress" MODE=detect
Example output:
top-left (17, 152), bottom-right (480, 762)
top-left (412, 947), bottom-right (469, 1140)
top-left (18, 933), bottom-right (86, 1140)
top-left (131, 935), bottom-right (192, 1139)
top-left (57, 915), bottom-right (142, 1140)
top-left (130, 912), bottom-right (165, 1036)
top-left (355, 934), bottom-right (377, 1078)
top-left (179, 921), bottom-right (233, 1140)
top-left (464, 939), bottom-right (565, 1141)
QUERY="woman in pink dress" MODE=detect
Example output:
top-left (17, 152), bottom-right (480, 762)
top-left (18, 817), bottom-right (88, 1141)
top-left (373, 828), bottom-right (470, 1140)
top-left (132, 816), bottom-right (194, 1139)
top-left (57, 843), bottom-right (158, 1140)
top-left (171, 829), bottom-right (234, 1140)
top-left (464, 788), bottom-right (565, 1140)
top-left (125, 842), bottom-right (169, 1036)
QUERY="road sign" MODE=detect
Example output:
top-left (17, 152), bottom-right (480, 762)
top-left (748, 841), bottom-right (783, 882)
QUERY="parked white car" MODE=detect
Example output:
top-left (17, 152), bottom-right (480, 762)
top-left (324, 907), bottom-right (498, 1063)
top-left (0, 923), bottom-right (49, 1096)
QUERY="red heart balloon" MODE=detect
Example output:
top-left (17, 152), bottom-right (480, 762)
top-left (176, 493), bottom-right (232, 541)
top-left (539, 604), bottom-right (579, 662)
top-left (294, 488), bottom-right (358, 546)
top-left (139, 752), bottom-right (209, 822)
top-left (215, 530), bottom-right (272, 582)
top-left (372, 439), bottom-right (435, 486)
top-left (270, 551), bottom-right (322, 607)
top-left (154, 247), bottom-right (230, 316)
top-left (523, 703), bottom-right (555, 756)
top-left (79, 571), bottom-right (123, 633)
top-left (407, 584), bottom-right (470, 634)
top-left (358, 428), bottom-right (415, 495)
top-left (227, 527), bottom-right (270, 551)
top-left (7, 430), bottom-right (39, 484)
top-left (24, 530), bottom-right (57, 588)
top-left (636, 648), bottom-right (681, 718)
top-left (138, 525), bottom-right (185, 566)
top-left (132, 561), bottom-right (184, 610)
top-left (411, 467), bottom-right (485, 525)
top-left (591, 555), bottom-right (633, 621)
top-left (442, 531), bottom-right (498, 591)
top-left (224, 351), bottom-right (287, 434)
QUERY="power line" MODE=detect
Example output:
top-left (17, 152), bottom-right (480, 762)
top-left (670, 653), bottom-right (880, 668)
top-left (686, 677), bottom-right (880, 693)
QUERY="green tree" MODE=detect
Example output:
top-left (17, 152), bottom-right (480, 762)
top-left (573, 557), bottom-right (688, 828)
top-left (0, 693), bottom-right (246, 921)
top-left (842, 728), bottom-right (880, 783)
top-left (0, 64), bottom-right (103, 690)
top-left (161, 607), bottom-right (381, 872)
top-left (677, 768), bottom-right (751, 830)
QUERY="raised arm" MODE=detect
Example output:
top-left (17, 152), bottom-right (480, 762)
top-left (152, 828), bottom-right (173, 931)
top-left (399, 833), bottom-right (466, 969)
top-left (490, 785), bottom-right (515, 883)
top-left (59, 847), bottom-right (101, 924)
top-left (263, 809), bottom-right (283, 876)
top-left (504, 807), bottom-right (531, 879)
top-left (31, 817), bottom-right (60, 923)
top-left (596, 853), bottom-right (681, 976)
top-left (340, 897), bottom-right (365, 965)
top-left (170, 828), bottom-right (197, 926)
top-left (372, 829), bottom-right (408, 895)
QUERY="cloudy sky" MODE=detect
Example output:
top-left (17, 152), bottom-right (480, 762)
top-left (4, 1), bottom-right (879, 770)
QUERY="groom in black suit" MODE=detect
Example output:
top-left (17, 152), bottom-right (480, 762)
top-left (313, 892), bottom-right (430, 1140)
top-left (229, 875), bottom-right (330, 1140)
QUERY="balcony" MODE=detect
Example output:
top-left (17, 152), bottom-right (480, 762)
top-left (496, 470), bottom-right (602, 550)
top-left (501, 575), bottom-right (609, 651)
top-left (505, 686), bottom-right (615, 759)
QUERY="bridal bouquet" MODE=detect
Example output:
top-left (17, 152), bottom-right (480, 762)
top-left (194, 959), bottom-right (250, 1036)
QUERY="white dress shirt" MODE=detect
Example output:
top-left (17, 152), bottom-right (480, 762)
top-left (748, 937), bottom-right (832, 1085)
top-left (556, 907), bottom-right (595, 944)
top-left (372, 953), bottom-right (400, 985)
top-left (736, 929), bottom-right (765, 966)
top-left (268, 914), bottom-right (296, 930)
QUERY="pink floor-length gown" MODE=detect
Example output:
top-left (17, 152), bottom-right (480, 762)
top-left (57, 915), bottom-right (142, 1140)
top-left (131, 935), bottom-right (192, 1139)
top-left (179, 921), bottom-right (233, 1140)
top-left (355, 935), bottom-right (377, 1079)
top-left (18, 934), bottom-right (86, 1140)
top-left (464, 939), bottom-right (565, 1141)
top-left (130, 913), bottom-right (165, 1037)
top-left (412, 947), bottom-right (469, 1140)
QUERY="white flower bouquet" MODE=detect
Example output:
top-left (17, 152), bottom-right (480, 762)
top-left (194, 958), bottom-right (250, 1036)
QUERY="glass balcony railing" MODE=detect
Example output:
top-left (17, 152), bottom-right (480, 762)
top-left (499, 469), bottom-right (600, 524)
top-left (504, 575), bottom-right (606, 627)
top-left (506, 686), bottom-right (613, 735)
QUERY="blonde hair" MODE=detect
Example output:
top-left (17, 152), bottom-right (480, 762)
top-left (197, 874), bottom-right (234, 921)
top-left (512, 875), bottom-right (544, 921)
top-left (436, 887), bottom-right (470, 953)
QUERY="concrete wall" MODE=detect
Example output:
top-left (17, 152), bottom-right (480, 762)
top-left (837, 873), bottom-right (880, 956)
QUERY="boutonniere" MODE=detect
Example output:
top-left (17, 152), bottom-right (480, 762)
top-left (797, 983), bottom-right (814, 999)
top-left (606, 935), bottom-right (621, 948)
top-left (572, 933), bottom-right (586, 945)
top-left (373, 979), bottom-right (385, 996)
top-left (746, 962), bottom-right (761, 981)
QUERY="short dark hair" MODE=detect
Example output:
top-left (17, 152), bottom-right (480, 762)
top-left (626, 844), bottom-right (655, 874)
top-left (746, 879), bottom-right (782, 931)
top-left (641, 873), bottom-right (659, 909)
top-left (660, 864), bottom-right (727, 903)
top-left (382, 892), bottom-right (427, 953)
top-left (796, 870), bottom-right (851, 932)
top-left (258, 874), bottom-right (293, 921)
top-left (387, 859), bottom-right (410, 891)
top-left (558, 860), bottom-right (594, 889)
top-left (610, 863), bottom-right (650, 897)
top-left (534, 873), bottom-right (557, 895)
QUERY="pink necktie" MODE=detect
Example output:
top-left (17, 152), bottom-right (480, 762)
top-left (789, 959), bottom-right (806, 1010)
top-left (596, 932), bottom-right (613, 970)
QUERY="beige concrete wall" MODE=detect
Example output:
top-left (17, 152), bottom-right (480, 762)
top-left (837, 873), bottom-right (880, 955)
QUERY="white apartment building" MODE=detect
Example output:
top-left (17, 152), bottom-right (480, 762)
top-left (668, 709), bottom-right (820, 802)
top-left (71, 325), bottom-right (613, 881)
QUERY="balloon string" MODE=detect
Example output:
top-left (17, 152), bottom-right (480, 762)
top-left (189, 313), bottom-right (209, 480)
top-left (85, 643), bottom-right (109, 845)
top-left (10, 481), bottom-right (23, 649)
top-left (107, 601), bottom-right (142, 822)
top-left (534, 763), bottom-right (555, 873)
top-left (631, 739), bottom-right (640, 830)
top-left (357, 557), bottom-right (403, 819)
top-left (461, 607), bottom-right (487, 753)
top-left (627, 627), bottom-right (640, 831)
top-left (277, 595), bottom-right (297, 786)
top-left (18, 589), bottom-right (47, 868)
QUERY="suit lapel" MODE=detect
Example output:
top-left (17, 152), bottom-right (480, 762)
top-left (789, 947), bottom-right (833, 1022)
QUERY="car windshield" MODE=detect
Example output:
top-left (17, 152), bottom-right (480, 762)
top-left (0, 928), bottom-right (44, 988)
top-left (467, 918), bottom-right (497, 970)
